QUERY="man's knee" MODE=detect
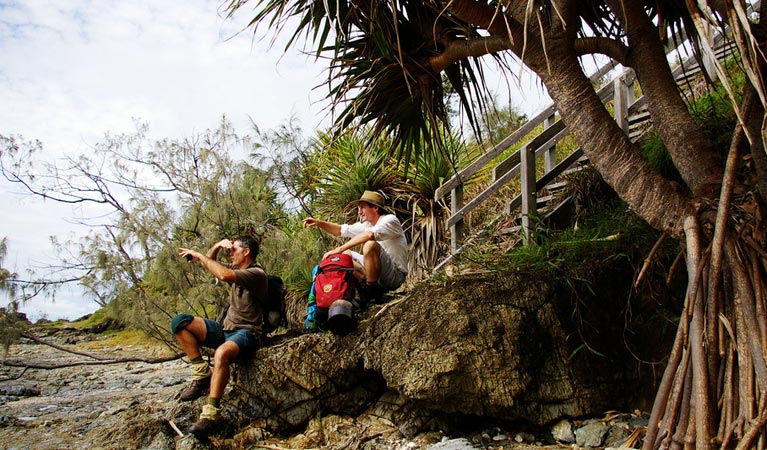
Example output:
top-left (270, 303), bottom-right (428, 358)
top-left (362, 240), bottom-right (381, 255)
top-left (214, 343), bottom-right (239, 366)
top-left (171, 313), bottom-right (195, 335)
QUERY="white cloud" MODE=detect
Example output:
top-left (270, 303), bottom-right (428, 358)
top-left (0, 0), bottom-right (329, 320)
top-left (0, 0), bottom-right (328, 153)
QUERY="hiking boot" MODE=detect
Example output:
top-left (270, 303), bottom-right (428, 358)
top-left (362, 282), bottom-right (386, 305)
top-left (187, 418), bottom-right (217, 438)
top-left (179, 377), bottom-right (210, 402)
top-left (188, 403), bottom-right (219, 438)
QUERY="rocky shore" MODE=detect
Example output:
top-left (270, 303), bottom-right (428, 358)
top-left (0, 326), bottom-right (648, 449)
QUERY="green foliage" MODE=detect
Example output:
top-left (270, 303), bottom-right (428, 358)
top-left (0, 238), bottom-right (26, 352)
top-left (640, 133), bottom-right (683, 184)
top-left (67, 309), bottom-right (107, 329)
top-left (473, 101), bottom-right (528, 146)
top-left (1, 118), bottom-right (296, 347)
top-left (390, 132), bottom-right (472, 275)
top-left (686, 80), bottom-right (739, 154)
top-left (224, 0), bottom-right (500, 164)
top-left (287, 125), bottom-right (476, 278)
top-left (456, 170), bottom-right (661, 286)
top-left (0, 237), bottom-right (12, 296)
top-left (639, 69), bottom-right (742, 187)
top-left (0, 304), bottom-right (27, 354)
top-left (308, 131), bottom-right (395, 224)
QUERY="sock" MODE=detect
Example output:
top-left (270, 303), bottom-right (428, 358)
top-left (191, 360), bottom-right (212, 380)
top-left (190, 356), bottom-right (204, 365)
top-left (208, 397), bottom-right (221, 408)
top-left (200, 403), bottom-right (219, 420)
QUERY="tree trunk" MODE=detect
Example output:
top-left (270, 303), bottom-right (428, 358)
top-left (482, 5), bottom-right (767, 448)
top-left (617, 0), bottom-right (724, 197)
top-left (536, 49), bottom-right (697, 239)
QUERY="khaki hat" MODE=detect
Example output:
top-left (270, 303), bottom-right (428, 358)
top-left (349, 190), bottom-right (386, 209)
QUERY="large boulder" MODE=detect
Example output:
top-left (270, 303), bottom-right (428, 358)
top-left (227, 268), bottom-right (659, 432)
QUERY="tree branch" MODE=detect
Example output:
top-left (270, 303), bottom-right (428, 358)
top-left (429, 36), bottom-right (514, 73)
top-left (574, 37), bottom-right (629, 65)
top-left (1, 354), bottom-right (182, 370)
top-left (6, 331), bottom-right (183, 368)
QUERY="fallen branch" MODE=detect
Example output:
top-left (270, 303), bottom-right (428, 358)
top-left (1, 330), bottom-right (184, 369)
top-left (20, 331), bottom-right (111, 360)
top-left (0, 352), bottom-right (183, 369)
top-left (166, 420), bottom-right (184, 438)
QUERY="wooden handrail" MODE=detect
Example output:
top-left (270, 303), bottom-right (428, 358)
top-left (434, 60), bottom-right (619, 202)
top-left (433, 103), bottom-right (556, 201)
top-left (458, 68), bottom-right (635, 219)
top-left (446, 124), bottom-right (571, 228)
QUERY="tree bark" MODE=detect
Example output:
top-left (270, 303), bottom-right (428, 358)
top-left (537, 47), bottom-right (697, 238)
top-left (616, 0), bottom-right (724, 198)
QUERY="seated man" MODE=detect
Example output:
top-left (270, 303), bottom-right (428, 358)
top-left (172, 235), bottom-right (267, 438)
top-left (302, 190), bottom-right (408, 303)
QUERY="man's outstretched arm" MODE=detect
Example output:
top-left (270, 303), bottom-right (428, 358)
top-left (179, 239), bottom-right (236, 283)
top-left (302, 217), bottom-right (342, 236)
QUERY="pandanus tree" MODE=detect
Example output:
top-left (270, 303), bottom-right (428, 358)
top-left (225, 0), bottom-right (767, 448)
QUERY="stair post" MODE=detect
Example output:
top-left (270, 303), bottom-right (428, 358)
top-left (543, 113), bottom-right (557, 172)
top-left (701, 21), bottom-right (717, 82)
top-left (520, 143), bottom-right (537, 245)
top-left (450, 184), bottom-right (464, 253)
top-left (614, 73), bottom-right (632, 133)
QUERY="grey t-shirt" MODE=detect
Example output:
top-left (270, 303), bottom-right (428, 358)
top-left (222, 263), bottom-right (268, 335)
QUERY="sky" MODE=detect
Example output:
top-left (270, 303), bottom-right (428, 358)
top-left (0, 0), bottom-right (551, 322)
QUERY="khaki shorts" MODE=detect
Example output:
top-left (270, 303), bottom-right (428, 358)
top-left (349, 248), bottom-right (406, 291)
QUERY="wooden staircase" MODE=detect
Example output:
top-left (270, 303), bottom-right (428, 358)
top-left (432, 28), bottom-right (737, 274)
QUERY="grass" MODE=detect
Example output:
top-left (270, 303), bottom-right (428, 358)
top-left (78, 328), bottom-right (166, 352)
top-left (32, 309), bottom-right (106, 330)
top-left (32, 310), bottom-right (170, 354)
top-left (453, 167), bottom-right (669, 291)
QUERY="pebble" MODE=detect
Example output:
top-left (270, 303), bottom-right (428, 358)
top-left (0, 386), bottom-right (41, 397)
top-left (551, 418), bottom-right (575, 443)
top-left (426, 438), bottom-right (474, 449)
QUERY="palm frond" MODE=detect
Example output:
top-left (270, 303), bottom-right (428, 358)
top-left (225, 0), bottom-right (500, 165)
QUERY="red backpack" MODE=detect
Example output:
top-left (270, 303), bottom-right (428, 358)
top-left (314, 253), bottom-right (359, 308)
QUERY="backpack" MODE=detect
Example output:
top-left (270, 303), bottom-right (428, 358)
top-left (314, 253), bottom-right (359, 308)
top-left (306, 254), bottom-right (360, 334)
top-left (263, 274), bottom-right (287, 334)
top-left (305, 264), bottom-right (323, 332)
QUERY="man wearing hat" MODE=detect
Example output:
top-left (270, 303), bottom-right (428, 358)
top-left (303, 190), bottom-right (408, 303)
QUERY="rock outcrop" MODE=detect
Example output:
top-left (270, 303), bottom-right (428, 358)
top-left (227, 267), bottom-right (659, 433)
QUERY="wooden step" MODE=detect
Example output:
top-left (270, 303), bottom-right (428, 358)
top-left (537, 194), bottom-right (556, 206)
top-left (629, 110), bottom-right (651, 124)
top-left (543, 181), bottom-right (568, 191)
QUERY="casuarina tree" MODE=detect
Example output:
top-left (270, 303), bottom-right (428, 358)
top-left (223, 1), bottom-right (767, 448)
